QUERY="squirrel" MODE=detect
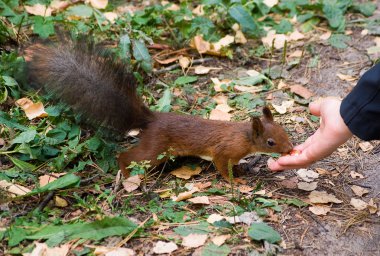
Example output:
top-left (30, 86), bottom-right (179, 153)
top-left (25, 39), bottom-right (293, 183)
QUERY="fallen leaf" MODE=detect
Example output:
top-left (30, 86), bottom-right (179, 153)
top-left (194, 66), bottom-right (222, 75)
top-left (315, 168), bottom-right (330, 175)
top-left (152, 241), bottom-right (178, 254)
top-left (215, 104), bottom-right (233, 113)
top-left (351, 185), bottom-right (369, 197)
top-left (104, 12), bottom-right (118, 23)
top-left (213, 95), bottom-right (228, 105)
top-left (319, 31), bottom-right (332, 40)
top-left (179, 56), bottom-right (191, 69)
top-left (15, 98), bottom-right (48, 120)
top-left (235, 30), bottom-right (247, 44)
top-left (171, 166), bottom-right (202, 179)
top-left (209, 109), bottom-right (231, 121)
top-left (253, 189), bottom-right (266, 196)
top-left (309, 205), bottom-right (331, 215)
top-left (238, 185), bottom-right (254, 194)
top-left (279, 177), bottom-right (298, 189)
top-left (272, 100), bottom-right (294, 114)
top-left (297, 169), bottom-right (319, 182)
top-left (27, 242), bottom-right (70, 256)
top-left (90, 0), bottom-right (108, 9)
top-left (182, 234), bottom-right (208, 248)
top-left (154, 55), bottom-right (179, 65)
top-left (172, 187), bottom-right (199, 202)
top-left (54, 196), bottom-right (68, 207)
top-left (234, 85), bottom-right (264, 93)
top-left (309, 191), bottom-right (342, 204)
top-left (194, 181), bottom-right (212, 190)
top-left (24, 4), bottom-right (52, 16)
top-left (238, 212), bottom-right (261, 225)
top-left (262, 30), bottom-right (287, 49)
top-left (297, 182), bottom-right (318, 191)
top-left (50, 0), bottom-right (70, 11)
top-left (263, 0), bottom-right (278, 8)
top-left (290, 84), bottom-right (314, 99)
top-left (212, 234), bottom-right (231, 246)
top-left (192, 5), bottom-right (204, 16)
top-left (358, 142), bottom-right (374, 152)
top-left (0, 180), bottom-right (31, 196)
top-left (163, 2), bottom-right (180, 11)
top-left (350, 171), bottom-right (364, 179)
top-left (93, 246), bottom-right (135, 256)
top-left (336, 73), bottom-right (357, 82)
top-left (225, 216), bottom-right (241, 224)
top-left (350, 198), bottom-right (368, 210)
top-left (374, 37), bottom-right (380, 47)
top-left (190, 35), bottom-right (211, 55)
top-left (213, 35), bottom-right (235, 51)
top-left (289, 50), bottom-right (303, 58)
top-left (122, 175), bottom-right (141, 192)
top-left (39, 173), bottom-right (66, 186)
top-left (368, 199), bottom-right (378, 214)
top-left (361, 29), bottom-right (369, 36)
top-left (207, 213), bottom-right (225, 224)
top-left (188, 196), bottom-right (210, 205)
top-left (211, 77), bottom-right (232, 92)
top-left (277, 80), bottom-right (288, 89)
top-left (288, 30), bottom-right (305, 41)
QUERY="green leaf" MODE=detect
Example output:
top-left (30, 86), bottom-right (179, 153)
top-left (119, 34), bottom-right (131, 61)
top-left (322, 0), bottom-right (352, 30)
top-left (26, 217), bottom-right (138, 242)
top-left (274, 20), bottom-right (293, 34)
top-left (328, 34), bottom-right (350, 49)
top-left (281, 198), bottom-right (308, 207)
top-left (65, 4), bottom-right (93, 17)
top-left (228, 5), bottom-right (260, 37)
top-left (352, 2), bottom-right (376, 17)
top-left (0, 111), bottom-right (28, 131)
top-left (300, 17), bottom-right (320, 33)
top-left (33, 16), bottom-right (55, 39)
top-left (29, 173), bottom-right (81, 195)
top-left (175, 76), bottom-right (198, 85)
top-left (0, 84), bottom-right (7, 103)
top-left (156, 88), bottom-right (171, 112)
top-left (8, 155), bottom-right (36, 171)
top-left (8, 226), bottom-right (27, 247)
top-left (248, 222), bottom-right (281, 244)
top-left (12, 130), bottom-right (37, 144)
top-left (132, 39), bottom-right (152, 72)
top-left (173, 222), bottom-right (210, 236)
top-left (201, 243), bottom-right (231, 256)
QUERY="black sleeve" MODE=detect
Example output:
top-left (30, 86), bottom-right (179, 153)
top-left (340, 63), bottom-right (380, 141)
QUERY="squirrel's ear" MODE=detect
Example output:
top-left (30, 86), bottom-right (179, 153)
top-left (262, 106), bottom-right (273, 122)
top-left (251, 117), bottom-right (264, 138)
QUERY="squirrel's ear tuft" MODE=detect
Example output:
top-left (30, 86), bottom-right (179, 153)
top-left (251, 117), bottom-right (264, 138)
top-left (262, 106), bottom-right (273, 122)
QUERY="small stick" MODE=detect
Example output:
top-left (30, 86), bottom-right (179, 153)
top-left (153, 57), bottom-right (214, 74)
top-left (117, 215), bottom-right (151, 247)
top-left (36, 191), bottom-right (55, 212)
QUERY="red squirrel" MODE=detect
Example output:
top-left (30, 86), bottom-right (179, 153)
top-left (26, 39), bottom-right (293, 183)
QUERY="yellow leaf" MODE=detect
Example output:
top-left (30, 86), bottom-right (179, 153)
top-left (171, 166), bottom-right (202, 179)
top-left (15, 98), bottom-right (48, 120)
top-left (90, 0), bottom-right (108, 9)
top-left (24, 4), bottom-right (52, 16)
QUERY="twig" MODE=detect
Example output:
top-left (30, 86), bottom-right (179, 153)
top-left (153, 57), bottom-right (214, 74)
top-left (117, 215), bottom-right (151, 247)
top-left (36, 191), bottom-right (55, 212)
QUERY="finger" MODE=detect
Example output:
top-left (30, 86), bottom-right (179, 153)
top-left (309, 99), bottom-right (322, 116)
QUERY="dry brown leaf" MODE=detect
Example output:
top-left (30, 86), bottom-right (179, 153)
top-left (0, 180), bottom-right (31, 196)
top-left (122, 175), bottom-right (141, 192)
top-left (319, 31), bottom-right (332, 40)
top-left (290, 84), bottom-right (314, 99)
top-left (90, 0), bottom-right (108, 9)
top-left (188, 196), bottom-right (210, 205)
top-left (39, 173), bottom-right (66, 186)
top-left (361, 29), bottom-right (369, 36)
top-left (27, 242), bottom-right (70, 256)
top-left (191, 35), bottom-right (211, 54)
top-left (93, 246), bottom-right (135, 256)
top-left (212, 234), bottom-right (231, 246)
top-left (368, 199), bottom-right (378, 214)
top-left (263, 0), bottom-right (278, 8)
top-left (50, 0), bottom-right (70, 11)
top-left (172, 187), bottom-right (199, 202)
top-left (277, 80), bottom-right (288, 89)
top-left (234, 85), bottom-right (264, 93)
top-left (374, 37), bottom-right (380, 47)
top-left (171, 166), bottom-right (202, 179)
top-left (16, 98), bottom-right (48, 120)
top-left (309, 205), bottom-right (331, 215)
top-left (297, 182), bottom-right (318, 191)
top-left (213, 95), bottom-right (228, 105)
top-left (272, 100), bottom-right (294, 114)
top-left (182, 234), bottom-right (208, 248)
top-left (213, 35), bottom-right (235, 51)
top-left (194, 181), bottom-right (212, 190)
top-left (336, 73), bottom-right (357, 82)
top-left (279, 176), bottom-right (298, 189)
top-left (215, 103), bottom-right (233, 113)
top-left (209, 109), bottom-right (231, 121)
top-left (288, 30), bottom-right (305, 41)
top-left (154, 55), bottom-right (179, 65)
top-left (179, 56), bottom-right (191, 69)
top-left (207, 213), bottom-right (225, 223)
top-left (54, 196), bottom-right (68, 207)
top-left (192, 5), bottom-right (204, 16)
top-left (315, 168), bottom-right (330, 175)
top-left (358, 142), bottom-right (374, 152)
top-left (211, 77), bottom-right (231, 92)
top-left (350, 198), bottom-right (368, 210)
top-left (309, 191), bottom-right (342, 204)
top-left (297, 169), bottom-right (319, 182)
top-left (104, 12), bottom-right (118, 23)
top-left (235, 30), bottom-right (247, 44)
top-left (289, 50), bottom-right (303, 58)
top-left (238, 185), bottom-right (254, 194)
top-left (350, 171), bottom-right (364, 179)
top-left (194, 65), bottom-right (210, 74)
top-left (163, 2), bottom-right (180, 11)
top-left (25, 4), bottom-right (52, 16)
top-left (152, 241), bottom-right (178, 254)
top-left (253, 189), bottom-right (266, 196)
top-left (262, 30), bottom-right (287, 49)
top-left (351, 185), bottom-right (369, 197)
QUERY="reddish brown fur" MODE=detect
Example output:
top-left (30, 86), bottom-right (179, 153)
top-left (119, 109), bottom-right (293, 183)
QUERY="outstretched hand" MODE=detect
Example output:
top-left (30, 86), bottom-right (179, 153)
top-left (268, 97), bottom-right (353, 171)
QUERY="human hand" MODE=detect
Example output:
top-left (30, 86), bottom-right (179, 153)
top-left (268, 97), bottom-right (353, 171)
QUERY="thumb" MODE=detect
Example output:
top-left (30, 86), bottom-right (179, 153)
top-left (309, 98), bottom-right (323, 116)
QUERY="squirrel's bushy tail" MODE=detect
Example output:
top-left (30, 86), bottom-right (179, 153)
top-left (26, 39), bottom-right (153, 134)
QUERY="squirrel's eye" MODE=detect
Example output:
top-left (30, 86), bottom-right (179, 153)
top-left (267, 138), bottom-right (276, 147)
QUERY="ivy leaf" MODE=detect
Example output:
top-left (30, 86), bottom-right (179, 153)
top-left (33, 16), bottom-right (55, 39)
top-left (248, 222), bottom-right (281, 244)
